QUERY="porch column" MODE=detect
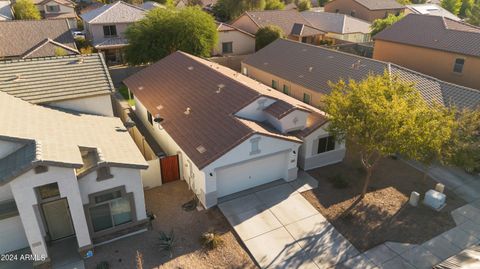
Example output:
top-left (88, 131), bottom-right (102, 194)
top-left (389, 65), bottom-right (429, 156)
top-left (9, 183), bottom-right (50, 266)
top-left (57, 179), bottom-right (92, 255)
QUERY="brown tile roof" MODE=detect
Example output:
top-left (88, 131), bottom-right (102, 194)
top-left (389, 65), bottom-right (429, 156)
top-left (243, 39), bottom-right (480, 109)
top-left (374, 14), bottom-right (480, 57)
top-left (0, 19), bottom-right (77, 59)
top-left (124, 51), bottom-right (328, 169)
top-left (353, 0), bottom-right (404, 10)
top-left (238, 10), bottom-right (324, 36)
top-left (216, 22), bottom-right (255, 37)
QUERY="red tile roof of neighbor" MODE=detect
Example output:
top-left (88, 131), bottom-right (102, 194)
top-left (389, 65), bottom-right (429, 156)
top-left (124, 51), bottom-right (328, 169)
top-left (374, 14), bottom-right (480, 58)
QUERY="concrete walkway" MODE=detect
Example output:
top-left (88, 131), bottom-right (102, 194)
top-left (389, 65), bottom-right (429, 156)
top-left (219, 172), bottom-right (372, 269)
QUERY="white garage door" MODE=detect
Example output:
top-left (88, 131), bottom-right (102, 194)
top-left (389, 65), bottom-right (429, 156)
top-left (0, 216), bottom-right (29, 254)
top-left (216, 152), bottom-right (288, 197)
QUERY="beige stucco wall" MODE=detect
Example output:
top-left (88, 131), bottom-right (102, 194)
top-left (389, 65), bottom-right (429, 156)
top-left (86, 22), bottom-right (131, 44)
top-left (42, 1), bottom-right (74, 14)
top-left (242, 63), bottom-right (328, 108)
top-left (213, 30), bottom-right (255, 56)
top-left (324, 0), bottom-right (404, 22)
top-left (373, 40), bottom-right (480, 90)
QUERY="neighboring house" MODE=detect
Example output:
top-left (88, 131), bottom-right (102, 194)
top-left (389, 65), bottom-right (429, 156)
top-left (80, 1), bottom-right (146, 64)
top-left (324, 0), bottom-right (405, 22)
top-left (0, 90), bottom-right (148, 267)
top-left (301, 11), bottom-right (371, 43)
top-left (373, 14), bottom-right (480, 90)
top-left (405, 3), bottom-right (461, 21)
top-left (0, 0), bottom-right (13, 20)
top-left (213, 22), bottom-right (255, 56)
top-left (140, 1), bottom-right (163, 10)
top-left (0, 19), bottom-right (78, 60)
top-left (175, 0), bottom-right (217, 11)
top-left (33, 0), bottom-right (77, 28)
top-left (0, 54), bottom-right (115, 116)
top-left (231, 10), bottom-right (326, 45)
top-left (124, 51), bottom-right (346, 208)
top-left (242, 39), bottom-right (480, 110)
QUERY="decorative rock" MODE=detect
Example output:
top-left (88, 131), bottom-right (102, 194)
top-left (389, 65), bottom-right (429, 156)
top-left (435, 183), bottom-right (445, 193)
top-left (424, 189), bottom-right (446, 211)
top-left (410, 191), bottom-right (420, 207)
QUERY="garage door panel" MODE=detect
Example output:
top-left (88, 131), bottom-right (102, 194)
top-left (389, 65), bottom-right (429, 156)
top-left (216, 152), bottom-right (288, 197)
top-left (0, 216), bottom-right (29, 254)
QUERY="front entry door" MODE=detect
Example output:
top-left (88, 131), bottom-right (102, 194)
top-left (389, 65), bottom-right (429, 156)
top-left (42, 199), bottom-right (75, 241)
top-left (160, 155), bottom-right (180, 183)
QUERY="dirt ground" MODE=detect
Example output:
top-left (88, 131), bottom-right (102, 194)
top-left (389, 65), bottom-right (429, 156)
top-left (85, 181), bottom-right (257, 269)
top-left (303, 145), bottom-right (467, 252)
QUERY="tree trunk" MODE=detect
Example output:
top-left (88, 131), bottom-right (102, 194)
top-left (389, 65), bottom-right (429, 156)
top-left (361, 167), bottom-right (373, 198)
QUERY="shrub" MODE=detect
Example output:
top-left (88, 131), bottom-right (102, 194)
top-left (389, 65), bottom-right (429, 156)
top-left (201, 230), bottom-right (223, 250)
top-left (158, 230), bottom-right (175, 252)
top-left (328, 174), bottom-right (349, 189)
top-left (96, 261), bottom-right (109, 269)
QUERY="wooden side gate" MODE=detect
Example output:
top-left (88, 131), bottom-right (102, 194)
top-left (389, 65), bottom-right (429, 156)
top-left (160, 155), bottom-right (180, 183)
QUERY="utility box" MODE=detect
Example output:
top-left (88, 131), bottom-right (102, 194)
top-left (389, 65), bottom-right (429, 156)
top-left (409, 191), bottom-right (420, 207)
top-left (435, 183), bottom-right (445, 193)
top-left (424, 189), bottom-right (446, 211)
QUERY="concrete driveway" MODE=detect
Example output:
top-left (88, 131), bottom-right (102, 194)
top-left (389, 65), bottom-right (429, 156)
top-left (219, 175), bottom-right (373, 269)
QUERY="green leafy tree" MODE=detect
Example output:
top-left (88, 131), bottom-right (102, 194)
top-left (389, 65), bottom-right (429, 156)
top-left (325, 73), bottom-right (456, 203)
top-left (125, 7), bottom-right (217, 65)
top-left (54, 47), bottom-right (68, 56)
top-left (265, 0), bottom-right (284, 10)
top-left (213, 0), bottom-right (265, 21)
top-left (441, 0), bottom-right (462, 15)
top-left (13, 0), bottom-right (41, 20)
top-left (295, 0), bottom-right (311, 11)
top-left (156, 0), bottom-right (174, 6)
top-left (466, 2), bottom-right (480, 25)
top-left (446, 108), bottom-right (480, 173)
top-left (255, 25), bottom-right (284, 51)
top-left (396, 0), bottom-right (411, 5)
top-left (460, 0), bottom-right (474, 17)
top-left (370, 13), bottom-right (404, 36)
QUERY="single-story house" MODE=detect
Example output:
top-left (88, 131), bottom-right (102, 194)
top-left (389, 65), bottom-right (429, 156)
top-left (242, 38), bottom-right (480, 110)
top-left (373, 14), bottom-right (480, 90)
top-left (0, 53), bottom-right (115, 116)
top-left (124, 51), bottom-right (346, 208)
top-left (33, 0), bottom-right (77, 28)
top-left (230, 10), bottom-right (327, 45)
top-left (80, 1), bottom-right (146, 64)
top-left (0, 19), bottom-right (78, 60)
top-left (324, 0), bottom-right (405, 22)
top-left (301, 11), bottom-right (371, 43)
top-left (0, 0), bottom-right (13, 20)
top-left (405, 3), bottom-right (460, 20)
top-left (0, 90), bottom-right (148, 268)
top-left (213, 22), bottom-right (255, 56)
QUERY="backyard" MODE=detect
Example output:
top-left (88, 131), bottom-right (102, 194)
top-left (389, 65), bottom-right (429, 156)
top-left (303, 144), bottom-right (467, 252)
top-left (85, 181), bottom-right (256, 269)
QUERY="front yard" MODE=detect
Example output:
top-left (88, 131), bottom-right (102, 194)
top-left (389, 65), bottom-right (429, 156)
top-left (85, 181), bottom-right (256, 269)
top-left (303, 144), bottom-right (467, 252)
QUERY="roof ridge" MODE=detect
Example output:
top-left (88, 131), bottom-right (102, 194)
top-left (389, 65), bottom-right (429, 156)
top-left (0, 53), bottom-right (99, 64)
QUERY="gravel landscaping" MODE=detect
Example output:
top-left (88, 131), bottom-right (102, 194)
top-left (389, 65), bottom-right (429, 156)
top-left (302, 144), bottom-right (467, 252)
top-left (85, 181), bottom-right (257, 269)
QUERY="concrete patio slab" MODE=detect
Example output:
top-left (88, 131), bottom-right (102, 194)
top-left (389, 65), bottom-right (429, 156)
top-left (289, 170), bottom-right (319, 193)
top-left (400, 246), bottom-right (441, 269)
top-left (244, 227), bottom-right (314, 269)
top-left (308, 240), bottom-right (359, 269)
top-left (384, 242), bottom-right (417, 255)
top-left (284, 214), bottom-right (340, 249)
top-left (363, 244), bottom-right (397, 266)
top-left (337, 254), bottom-right (378, 269)
top-left (255, 183), bottom-right (297, 207)
top-left (441, 226), bottom-right (480, 249)
top-left (451, 204), bottom-right (480, 221)
top-left (458, 220), bottom-right (480, 238)
top-left (227, 207), bottom-right (283, 240)
top-left (451, 211), bottom-right (469, 225)
top-left (268, 193), bottom-right (319, 225)
top-left (453, 185), bottom-right (480, 203)
top-left (380, 256), bottom-right (415, 269)
top-left (218, 194), bottom-right (266, 217)
top-left (422, 236), bottom-right (461, 260)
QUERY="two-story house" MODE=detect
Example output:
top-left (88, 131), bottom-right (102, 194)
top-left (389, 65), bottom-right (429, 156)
top-left (324, 0), bottom-right (405, 22)
top-left (373, 14), bottom-right (480, 90)
top-left (242, 39), bottom-right (480, 110)
top-left (0, 90), bottom-right (148, 268)
top-left (34, 0), bottom-right (77, 28)
top-left (213, 22), bottom-right (255, 56)
top-left (124, 51), bottom-right (346, 208)
top-left (80, 1), bottom-right (146, 64)
top-left (231, 10), bottom-right (326, 45)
